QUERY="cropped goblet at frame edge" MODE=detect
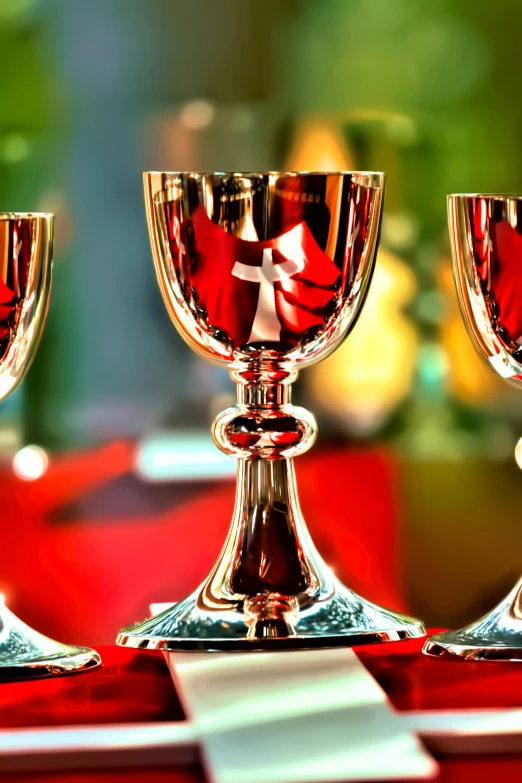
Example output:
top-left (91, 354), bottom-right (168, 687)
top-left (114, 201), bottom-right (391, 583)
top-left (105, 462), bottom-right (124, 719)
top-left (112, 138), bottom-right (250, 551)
top-left (0, 212), bottom-right (101, 679)
top-left (117, 170), bottom-right (426, 652)
top-left (424, 193), bottom-right (522, 661)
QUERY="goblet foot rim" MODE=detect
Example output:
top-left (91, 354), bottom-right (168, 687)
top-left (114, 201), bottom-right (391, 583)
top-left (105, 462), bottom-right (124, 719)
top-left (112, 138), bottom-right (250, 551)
top-left (423, 577), bottom-right (522, 662)
top-left (116, 629), bottom-right (425, 652)
top-left (423, 632), bottom-right (522, 662)
top-left (116, 589), bottom-right (426, 653)
top-left (0, 646), bottom-right (102, 681)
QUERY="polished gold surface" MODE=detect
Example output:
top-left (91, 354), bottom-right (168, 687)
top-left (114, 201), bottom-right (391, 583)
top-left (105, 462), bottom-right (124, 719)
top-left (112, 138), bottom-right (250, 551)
top-left (0, 213), bottom-right (52, 400)
top-left (423, 194), bottom-right (522, 661)
top-left (0, 599), bottom-right (100, 680)
top-left (447, 195), bottom-right (522, 383)
top-left (0, 214), bottom-right (101, 679)
top-left (117, 171), bottom-right (426, 651)
top-left (424, 578), bottom-right (522, 661)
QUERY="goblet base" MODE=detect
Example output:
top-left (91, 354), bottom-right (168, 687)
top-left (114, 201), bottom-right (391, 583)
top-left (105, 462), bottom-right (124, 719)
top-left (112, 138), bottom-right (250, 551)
top-left (0, 601), bottom-right (101, 680)
top-left (423, 577), bottom-right (522, 662)
top-left (117, 584), bottom-right (426, 652)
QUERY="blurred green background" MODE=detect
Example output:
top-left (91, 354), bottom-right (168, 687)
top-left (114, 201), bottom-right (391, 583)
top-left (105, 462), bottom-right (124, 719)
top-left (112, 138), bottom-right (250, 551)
top-left (2, 0), bottom-right (522, 628)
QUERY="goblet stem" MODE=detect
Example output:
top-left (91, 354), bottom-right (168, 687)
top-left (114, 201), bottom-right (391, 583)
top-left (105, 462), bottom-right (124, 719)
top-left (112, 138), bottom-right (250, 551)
top-left (213, 365), bottom-right (317, 463)
top-left (194, 458), bottom-right (313, 640)
top-left (227, 459), bottom-right (316, 597)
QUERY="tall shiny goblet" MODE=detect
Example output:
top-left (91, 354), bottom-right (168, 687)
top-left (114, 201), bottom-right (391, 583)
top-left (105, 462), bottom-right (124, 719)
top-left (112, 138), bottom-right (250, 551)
top-left (424, 194), bottom-right (522, 661)
top-left (117, 171), bottom-right (426, 651)
top-left (0, 213), bottom-right (101, 678)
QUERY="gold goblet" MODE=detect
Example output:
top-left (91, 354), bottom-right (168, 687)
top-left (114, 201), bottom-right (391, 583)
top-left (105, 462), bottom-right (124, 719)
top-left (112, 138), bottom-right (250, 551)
top-left (424, 194), bottom-right (522, 661)
top-left (117, 172), bottom-right (426, 651)
top-left (0, 213), bottom-right (101, 678)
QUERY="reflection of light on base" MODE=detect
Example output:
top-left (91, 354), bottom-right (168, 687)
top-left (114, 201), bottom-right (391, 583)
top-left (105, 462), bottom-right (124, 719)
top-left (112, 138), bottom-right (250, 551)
top-left (0, 593), bottom-right (4, 605)
top-left (13, 445), bottom-right (49, 481)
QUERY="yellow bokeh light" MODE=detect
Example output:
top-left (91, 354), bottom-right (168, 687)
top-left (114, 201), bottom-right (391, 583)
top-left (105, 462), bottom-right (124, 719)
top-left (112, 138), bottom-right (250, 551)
top-left (308, 249), bottom-right (419, 433)
top-left (438, 261), bottom-right (504, 405)
top-left (285, 118), bottom-right (354, 172)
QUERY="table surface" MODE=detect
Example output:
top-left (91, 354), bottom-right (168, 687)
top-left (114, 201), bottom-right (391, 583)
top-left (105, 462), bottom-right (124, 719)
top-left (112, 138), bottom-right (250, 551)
top-left (2, 636), bottom-right (522, 783)
top-left (1, 443), bottom-right (520, 781)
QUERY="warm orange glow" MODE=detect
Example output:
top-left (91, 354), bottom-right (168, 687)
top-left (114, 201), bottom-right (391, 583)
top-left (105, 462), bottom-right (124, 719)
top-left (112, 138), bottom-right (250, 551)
top-left (285, 119), bottom-right (354, 172)
top-left (439, 261), bottom-right (504, 404)
top-left (308, 249), bottom-right (418, 433)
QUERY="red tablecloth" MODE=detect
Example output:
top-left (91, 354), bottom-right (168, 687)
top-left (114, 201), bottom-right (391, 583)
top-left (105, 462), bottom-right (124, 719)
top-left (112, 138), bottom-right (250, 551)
top-left (4, 758), bottom-right (522, 783)
top-left (0, 647), bottom-right (184, 730)
top-left (0, 646), bottom-right (203, 783)
top-left (0, 444), bottom-right (407, 648)
top-left (2, 773), bottom-right (204, 783)
top-left (358, 634), bottom-right (522, 712)
top-left (2, 639), bottom-right (522, 783)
